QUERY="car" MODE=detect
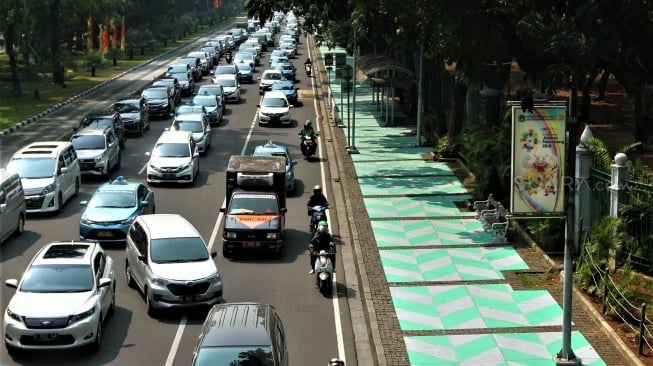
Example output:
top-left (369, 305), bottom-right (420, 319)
top-left (3, 241), bottom-right (115, 353)
top-left (5, 141), bottom-right (81, 214)
top-left (79, 176), bottom-right (155, 243)
top-left (257, 91), bottom-right (292, 126)
top-left (197, 84), bottom-right (225, 106)
top-left (166, 64), bottom-right (192, 78)
top-left (258, 69), bottom-right (283, 94)
top-left (277, 43), bottom-right (296, 58)
top-left (191, 303), bottom-right (288, 366)
top-left (235, 61), bottom-right (255, 83)
top-left (199, 47), bottom-right (218, 67)
top-left (70, 126), bottom-right (122, 179)
top-left (238, 45), bottom-right (260, 66)
top-left (152, 77), bottom-right (182, 105)
top-left (188, 51), bottom-right (211, 75)
top-left (125, 214), bottom-right (223, 316)
top-left (275, 62), bottom-right (296, 80)
top-left (192, 94), bottom-right (223, 125)
top-left (78, 112), bottom-right (126, 149)
top-left (145, 130), bottom-right (200, 185)
top-left (177, 56), bottom-right (202, 81)
top-left (170, 112), bottom-right (212, 154)
top-left (253, 141), bottom-right (297, 192)
top-left (271, 79), bottom-right (298, 105)
top-left (214, 74), bottom-right (241, 103)
top-left (234, 51), bottom-right (255, 70)
top-left (112, 97), bottom-right (151, 136)
top-left (0, 170), bottom-right (26, 244)
top-left (270, 55), bottom-right (290, 70)
top-left (213, 64), bottom-right (240, 81)
top-left (269, 49), bottom-right (288, 60)
top-left (174, 72), bottom-right (195, 97)
top-left (204, 40), bottom-right (224, 59)
top-left (175, 103), bottom-right (208, 118)
top-left (141, 86), bottom-right (175, 117)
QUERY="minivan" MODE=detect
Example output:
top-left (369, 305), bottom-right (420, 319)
top-left (191, 303), bottom-right (288, 366)
top-left (6, 141), bottom-right (81, 214)
top-left (0, 170), bottom-right (27, 243)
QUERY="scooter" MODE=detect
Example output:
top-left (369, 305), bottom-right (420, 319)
top-left (312, 248), bottom-right (335, 296)
top-left (300, 134), bottom-right (318, 160)
top-left (304, 60), bottom-right (313, 77)
top-left (309, 205), bottom-right (328, 234)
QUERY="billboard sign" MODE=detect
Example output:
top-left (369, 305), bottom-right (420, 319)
top-left (511, 105), bottom-right (567, 215)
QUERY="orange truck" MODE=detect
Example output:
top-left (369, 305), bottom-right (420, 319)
top-left (220, 155), bottom-right (287, 258)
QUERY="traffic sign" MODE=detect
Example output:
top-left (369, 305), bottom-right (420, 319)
top-left (341, 80), bottom-right (353, 92)
top-left (335, 53), bottom-right (346, 67)
top-left (324, 53), bottom-right (333, 66)
top-left (342, 65), bottom-right (353, 81)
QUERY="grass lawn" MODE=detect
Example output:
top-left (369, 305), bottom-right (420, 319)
top-left (0, 21), bottom-right (234, 132)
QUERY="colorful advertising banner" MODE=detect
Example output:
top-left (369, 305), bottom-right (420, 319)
top-left (511, 105), bottom-right (567, 215)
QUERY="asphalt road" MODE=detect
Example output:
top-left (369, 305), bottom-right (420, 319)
top-left (0, 23), bottom-right (357, 366)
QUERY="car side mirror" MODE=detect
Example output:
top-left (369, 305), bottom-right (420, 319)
top-left (140, 200), bottom-right (149, 207)
top-left (211, 251), bottom-right (217, 258)
top-left (98, 278), bottom-right (112, 288)
top-left (5, 279), bottom-right (18, 289)
top-left (219, 207), bottom-right (226, 213)
top-left (280, 207), bottom-right (288, 214)
top-left (80, 200), bottom-right (88, 206)
top-left (138, 254), bottom-right (147, 263)
top-left (291, 160), bottom-right (297, 166)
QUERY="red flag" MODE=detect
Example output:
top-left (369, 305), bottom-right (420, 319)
top-left (112, 20), bottom-right (118, 49)
top-left (120, 16), bottom-right (126, 51)
top-left (87, 16), bottom-right (93, 51)
top-left (102, 19), bottom-right (110, 54)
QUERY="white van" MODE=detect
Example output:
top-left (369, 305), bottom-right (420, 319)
top-left (6, 141), bottom-right (81, 214)
top-left (0, 170), bottom-right (27, 243)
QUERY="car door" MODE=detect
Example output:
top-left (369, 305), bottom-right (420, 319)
top-left (106, 131), bottom-right (119, 168)
top-left (127, 223), bottom-right (147, 290)
top-left (93, 251), bottom-right (111, 315)
top-left (0, 186), bottom-right (9, 240)
top-left (137, 184), bottom-right (154, 214)
top-left (57, 152), bottom-right (73, 202)
top-left (203, 116), bottom-right (211, 145)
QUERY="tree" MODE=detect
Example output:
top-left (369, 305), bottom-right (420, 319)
top-left (1, 0), bottom-right (22, 96)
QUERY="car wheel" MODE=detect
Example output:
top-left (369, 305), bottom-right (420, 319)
top-left (145, 288), bottom-right (158, 317)
top-left (108, 283), bottom-right (116, 317)
top-left (5, 342), bottom-right (20, 356)
top-left (223, 247), bottom-right (231, 259)
top-left (74, 178), bottom-right (80, 196)
top-left (139, 124), bottom-right (144, 137)
top-left (14, 214), bottom-right (25, 237)
top-left (89, 317), bottom-right (102, 352)
top-left (125, 261), bottom-right (136, 288)
top-left (55, 192), bottom-right (63, 214)
top-left (115, 152), bottom-right (122, 170)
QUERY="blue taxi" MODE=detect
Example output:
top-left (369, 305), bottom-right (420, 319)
top-left (79, 176), bottom-right (155, 243)
top-left (252, 141), bottom-right (297, 193)
top-left (271, 79), bottom-right (299, 105)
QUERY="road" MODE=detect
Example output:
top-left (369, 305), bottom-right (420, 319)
top-left (0, 22), bottom-right (357, 366)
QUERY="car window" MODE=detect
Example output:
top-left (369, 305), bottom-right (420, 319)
top-left (116, 102), bottom-right (140, 113)
top-left (137, 184), bottom-right (148, 201)
top-left (72, 134), bottom-right (106, 150)
top-left (20, 264), bottom-right (94, 293)
top-left (173, 120), bottom-right (204, 133)
top-left (89, 190), bottom-right (136, 208)
top-left (194, 346), bottom-right (274, 366)
top-left (153, 142), bottom-right (191, 157)
top-left (7, 157), bottom-right (56, 178)
top-left (93, 252), bottom-right (106, 279)
top-left (262, 97), bottom-right (287, 108)
top-left (129, 222), bottom-right (148, 254)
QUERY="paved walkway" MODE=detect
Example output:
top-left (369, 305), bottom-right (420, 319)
top-left (314, 44), bottom-right (637, 365)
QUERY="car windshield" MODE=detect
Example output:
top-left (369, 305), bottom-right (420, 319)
top-left (72, 134), bottom-right (106, 150)
top-left (263, 73), bottom-right (282, 81)
top-left (193, 346), bottom-right (274, 366)
top-left (169, 65), bottom-right (187, 73)
top-left (176, 74), bottom-right (190, 82)
top-left (215, 67), bottom-right (235, 75)
top-left (7, 158), bottom-right (55, 178)
top-left (261, 97), bottom-right (287, 108)
top-left (150, 237), bottom-right (209, 263)
top-left (81, 117), bottom-right (113, 129)
top-left (198, 87), bottom-right (222, 96)
top-left (276, 64), bottom-right (293, 71)
top-left (20, 264), bottom-right (94, 293)
top-left (229, 195), bottom-right (278, 214)
top-left (272, 82), bottom-right (294, 91)
top-left (88, 190), bottom-right (136, 208)
top-left (173, 120), bottom-right (203, 133)
top-left (153, 142), bottom-right (190, 157)
top-left (143, 90), bottom-right (167, 99)
top-left (192, 97), bottom-right (217, 107)
top-left (217, 78), bottom-right (236, 87)
top-left (115, 102), bottom-right (140, 113)
top-left (177, 106), bottom-right (204, 114)
top-left (237, 63), bottom-right (252, 72)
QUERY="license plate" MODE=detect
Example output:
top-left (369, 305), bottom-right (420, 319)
top-left (97, 231), bottom-right (114, 238)
top-left (35, 333), bottom-right (59, 340)
top-left (243, 241), bottom-right (260, 248)
top-left (163, 174), bottom-right (176, 178)
top-left (180, 295), bottom-right (201, 302)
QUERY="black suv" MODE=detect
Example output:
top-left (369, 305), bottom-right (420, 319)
top-left (112, 97), bottom-right (150, 136)
top-left (152, 77), bottom-right (181, 105)
top-left (141, 86), bottom-right (175, 117)
top-left (77, 112), bottom-right (126, 149)
top-left (177, 56), bottom-right (202, 81)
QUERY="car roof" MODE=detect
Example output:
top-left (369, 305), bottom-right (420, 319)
top-left (73, 126), bottom-right (111, 136)
top-left (137, 214), bottom-right (201, 240)
top-left (96, 177), bottom-right (140, 192)
top-left (263, 91), bottom-right (287, 99)
top-left (216, 74), bottom-right (237, 80)
top-left (32, 242), bottom-right (98, 266)
top-left (253, 141), bottom-right (289, 156)
top-left (12, 141), bottom-right (72, 158)
top-left (263, 69), bottom-right (283, 75)
top-left (156, 130), bottom-right (193, 144)
top-left (174, 113), bottom-right (205, 121)
top-left (199, 303), bottom-right (275, 347)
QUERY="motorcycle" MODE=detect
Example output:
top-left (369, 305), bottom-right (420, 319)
top-left (304, 59), bottom-right (313, 77)
top-left (312, 247), bottom-right (335, 296)
top-left (309, 205), bottom-right (328, 234)
top-left (300, 134), bottom-right (318, 160)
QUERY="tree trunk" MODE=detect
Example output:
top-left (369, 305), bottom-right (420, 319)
top-left (579, 69), bottom-right (599, 123)
top-left (5, 3), bottom-right (21, 97)
top-left (450, 79), bottom-right (467, 138)
top-left (596, 71), bottom-right (611, 101)
top-left (49, 0), bottom-right (64, 86)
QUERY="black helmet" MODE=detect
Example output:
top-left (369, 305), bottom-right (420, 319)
top-left (313, 184), bottom-right (322, 193)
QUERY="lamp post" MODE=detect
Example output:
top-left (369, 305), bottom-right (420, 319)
top-left (347, 12), bottom-right (359, 154)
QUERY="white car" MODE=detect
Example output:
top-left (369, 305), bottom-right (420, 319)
top-left (125, 214), bottom-right (223, 316)
top-left (145, 130), bottom-right (200, 185)
top-left (258, 91), bottom-right (293, 126)
top-left (258, 69), bottom-right (283, 95)
top-left (4, 241), bottom-right (115, 354)
top-left (170, 112), bottom-right (212, 154)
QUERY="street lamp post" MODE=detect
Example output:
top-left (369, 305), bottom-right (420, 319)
top-left (347, 14), bottom-right (359, 154)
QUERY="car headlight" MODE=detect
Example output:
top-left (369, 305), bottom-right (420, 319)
top-left (120, 216), bottom-right (137, 225)
top-left (181, 163), bottom-right (191, 170)
top-left (6, 308), bottom-right (22, 322)
top-left (209, 272), bottom-right (221, 282)
top-left (41, 182), bottom-right (57, 195)
top-left (266, 232), bottom-right (279, 239)
top-left (68, 306), bottom-right (96, 324)
top-left (95, 155), bottom-right (105, 163)
top-left (152, 277), bottom-right (168, 286)
top-left (225, 231), bottom-right (236, 239)
top-left (80, 217), bottom-right (94, 225)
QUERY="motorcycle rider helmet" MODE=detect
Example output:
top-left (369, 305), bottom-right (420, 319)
top-left (304, 119), bottom-right (312, 128)
top-left (313, 185), bottom-right (322, 193)
top-left (317, 221), bottom-right (328, 234)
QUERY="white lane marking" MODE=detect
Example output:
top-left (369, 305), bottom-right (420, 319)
top-left (164, 99), bottom-right (260, 365)
top-left (164, 315), bottom-right (187, 366)
top-left (309, 42), bottom-right (347, 364)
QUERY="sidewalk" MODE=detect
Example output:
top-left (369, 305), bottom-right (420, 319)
top-left (314, 43), bottom-right (638, 365)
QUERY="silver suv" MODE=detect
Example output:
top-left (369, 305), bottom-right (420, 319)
top-left (71, 126), bottom-right (122, 179)
top-left (125, 214), bottom-right (223, 316)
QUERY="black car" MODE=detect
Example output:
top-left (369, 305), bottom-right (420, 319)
top-left (77, 111), bottom-right (126, 149)
top-left (141, 87), bottom-right (175, 117)
top-left (177, 57), bottom-right (202, 81)
top-left (112, 97), bottom-right (150, 136)
top-left (152, 77), bottom-right (181, 105)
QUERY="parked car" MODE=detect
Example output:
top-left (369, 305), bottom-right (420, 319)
top-left (214, 74), bottom-right (241, 103)
top-left (258, 91), bottom-right (292, 126)
top-left (145, 130), bottom-right (199, 185)
top-left (79, 176), bottom-right (155, 243)
top-left (78, 112), bottom-right (126, 149)
top-left (5, 141), bottom-right (81, 214)
top-left (191, 303), bottom-right (288, 366)
top-left (71, 126), bottom-right (122, 179)
top-left (0, 170), bottom-right (26, 244)
top-left (125, 214), bottom-right (223, 316)
top-left (3, 241), bottom-right (115, 353)
top-left (141, 87), bottom-right (175, 117)
top-left (170, 112), bottom-right (212, 154)
top-left (259, 69), bottom-right (284, 94)
top-left (253, 141), bottom-right (297, 192)
top-left (271, 79), bottom-right (299, 105)
top-left (152, 77), bottom-right (181, 105)
top-left (191, 94), bottom-right (223, 125)
top-left (112, 97), bottom-right (151, 136)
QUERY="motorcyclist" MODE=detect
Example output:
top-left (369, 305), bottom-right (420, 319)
top-left (307, 184), bottom-right (328, 214)
top-left (224, 50), bottom-right (233, 64)
top-left (304, 58), bottom-right (313, 76)
top-left (309, 221), bottom-right (336, 274)
top-left (298, 120), bottom-right (317, 156)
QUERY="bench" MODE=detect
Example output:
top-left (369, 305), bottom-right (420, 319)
top-left (472, 194), bottom-right (511, 243)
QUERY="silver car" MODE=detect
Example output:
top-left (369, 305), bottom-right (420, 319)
top-left (170, 112), bottom-right (212, 154)
top-left (125, 214), bottom-right (223, 316)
